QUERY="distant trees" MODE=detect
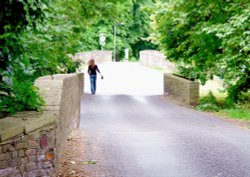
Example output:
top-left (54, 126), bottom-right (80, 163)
top-left (76, 0), bottom-right (157, 59)
top-left (151, 0), bottom-right (250, 104)
top-left (0, 0), bottom-right (156, 116)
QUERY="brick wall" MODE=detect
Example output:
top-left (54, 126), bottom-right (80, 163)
top-left (0, 113), bottom-right (56, 177)
top-left (164, 74), bottom-right (199, 106)
top-left (0, 73), bottom-right (83, 177)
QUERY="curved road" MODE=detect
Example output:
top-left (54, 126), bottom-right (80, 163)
top-left (80, 62), bottom-right (250, 177)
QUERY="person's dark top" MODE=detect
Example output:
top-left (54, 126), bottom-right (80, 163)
top-left (88, 65), bottom-right (100, 75)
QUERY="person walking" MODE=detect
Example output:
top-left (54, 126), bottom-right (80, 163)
top-left (88, 59), bottom-right (103, 94)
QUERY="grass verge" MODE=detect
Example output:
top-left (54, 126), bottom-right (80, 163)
top-left (217, 108), bottom-right (250, 121)
top-left (197, 90), bottom-right (250, 126)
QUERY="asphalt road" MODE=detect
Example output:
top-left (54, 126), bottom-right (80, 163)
top-left (80, 62), bottom-right (250, 177)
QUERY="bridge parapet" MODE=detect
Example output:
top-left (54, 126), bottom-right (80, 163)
top-left (140, 50), bottom-right (177, 73)
top-left (72, 50), bottom-right (112, 64)
top-left (0, 73), bottom-right (83, 176)
top-left (164, 74), bottom-right (199, 106)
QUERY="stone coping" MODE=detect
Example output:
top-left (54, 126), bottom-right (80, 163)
top-left (165, 74), bottom-right (196, 84)
top-left (0, 111), bottom-right (56, 142)
top-left (164, 73), bottom-right (199, 106)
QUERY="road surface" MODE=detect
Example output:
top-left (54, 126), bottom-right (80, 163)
top-left (78, 62), bottom-right (250, 177)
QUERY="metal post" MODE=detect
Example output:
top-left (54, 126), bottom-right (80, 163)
top-left (113, 24), bottom-right (116, 62)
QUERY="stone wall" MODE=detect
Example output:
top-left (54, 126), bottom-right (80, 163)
top-left (164, 74), bottom-right (199, 106)
top-left (140, 50), bottom-right (177, 73)
top-left (0, 73), bottom-right (83, 177)
top-left (35, 73), bottom-right (83, 164)
top-left (0, 113), bottom-right (56, 177)
top-left (72, 50), bottom-right (112, 64)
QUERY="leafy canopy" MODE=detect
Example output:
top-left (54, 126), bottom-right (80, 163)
top-left (151, 0), bottom-right (250, 104)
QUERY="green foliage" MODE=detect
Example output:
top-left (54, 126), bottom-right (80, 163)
top-left (196, 91), bottom-right (221, 112)
top-left (0, 79), bottom-right (44, 115)
top-left (238, 90), bottom-right (250, 104)
top-left (197, 91), bottom-right (250, 120)
top-left (0, 0), bottom-right (50, 116)
top-left (200, 91), bottom-right (218, 105)
top-left (175, 66), bottom-right (197, 81)
top-left (151, 0), bottom-right (250, 103)
top-left (217, 101), bottom-right (250, 121)
top-left (196, 103), bottom-right (220, 112)
top-left (1, 0), bottom-right (156, 116)
top-left (75, 0), bottom-right (157, 59)
top-left (2, 0), bottom-right (140, 116)
top-left (222, 108), bottom-right (250, 121)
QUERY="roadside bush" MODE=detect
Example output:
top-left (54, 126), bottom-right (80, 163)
top-left (196, 103), bottom-right (220, 112)
top-left (151, 1), bottom-right (250, 104)
top-left (238, 90), bottom-right (250, 104)
top-left (0, 79), bottom-right (44, 116)
top-left (196, 91), bottom-right (221, 112)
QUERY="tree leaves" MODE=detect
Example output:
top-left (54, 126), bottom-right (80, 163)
top-left (151, 0), bottom-right (250, 103)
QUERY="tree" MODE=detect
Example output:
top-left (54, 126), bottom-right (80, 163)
top-left (151, 0), bottom-right (249, 104)
top-left (0, 0), bottom-right (49, 116)
top-left (1, 0), bottom-right (144, 116)
top-left (71, 0), bottom-right (157, 60)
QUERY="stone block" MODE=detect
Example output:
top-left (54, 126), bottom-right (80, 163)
top-left (24, 112), bottom-right (56, 133)
top-left (8, 159), bottom-right (18, 167)
top-left (9, 137), bottom-right (21, 144)
top-left (37, 162), bottom-right (42, 169)
top-left (27, 134), bottom-right (35, 141)
top-left (18, 150), bottom-right (25, 158)
top-left (27, 140), bottom-right (37, 149)
top-left (11, 151), bottom-right (18, 159)
top-left (4, 152), bottom-right (11, 160)
top-left (20, 157), bottom-right (28, 164)
top-left (4, 144), bottom-right (15, 152)
top-left (0, 118), bottom-right (24, 142)
top-left (19, 165), bottom-right (25, 173)
top-left (0, 160), bottom-right (8, 169)
top-left (27, 155), bottom-right (37, 162)
top-left (0, 154), bottom-right (5, 161)
top-left (25, 149), bottom-right (36, 156)
top-left (16, 142), bottom-right (28, 150)
top-left (25, 162), bottom-right (37, 172)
